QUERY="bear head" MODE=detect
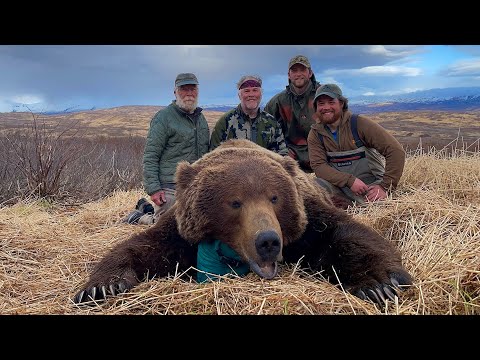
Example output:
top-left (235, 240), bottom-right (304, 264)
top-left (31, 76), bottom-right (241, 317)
top-left (174, 139), bottom-right (309, 279)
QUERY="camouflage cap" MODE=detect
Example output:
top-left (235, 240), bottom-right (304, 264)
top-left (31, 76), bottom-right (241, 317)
top-left (288, 55), bottom-right (311, 69)
top-left (175, 73), bottom-right (199, 87)
top-left (314, 83), bottom-right (343, 102)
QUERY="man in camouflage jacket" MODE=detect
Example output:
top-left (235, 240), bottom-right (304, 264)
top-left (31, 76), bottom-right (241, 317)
top-left (210, 75), bottom-right (287, 156)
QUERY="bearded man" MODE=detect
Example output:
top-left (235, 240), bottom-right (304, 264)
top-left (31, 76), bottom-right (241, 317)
top-left (307, 83), bottom-right (405, 206)
top-left (264, 55), bottom-right (321, 172)
top-left (123, 73), bottom-right (210, 225)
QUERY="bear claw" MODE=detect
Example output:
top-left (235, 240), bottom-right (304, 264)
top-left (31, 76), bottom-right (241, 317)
top-left (391, 278), bottom-right (400, 289)
top-left (74, 280), bottom-right (133, 304)
top-left (351, 272), bottom-right (412, 306)
top-left (366, 289), bottom-right (382, 305)
top-left (75, 290), bottom-right (85, 303)
top-left (383, 285), bottom-right (397, 301)
top-left (355, 289), bottom-right (367, 300)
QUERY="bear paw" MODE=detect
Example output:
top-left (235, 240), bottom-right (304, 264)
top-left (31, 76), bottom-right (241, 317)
top-left (348, 270), bottom-right (412, 306)
top-left (73, 270), bottom-right (139, 305)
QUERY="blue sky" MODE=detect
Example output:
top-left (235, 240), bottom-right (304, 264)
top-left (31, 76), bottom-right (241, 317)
top-left (1, 45), bottom-right (479, 113)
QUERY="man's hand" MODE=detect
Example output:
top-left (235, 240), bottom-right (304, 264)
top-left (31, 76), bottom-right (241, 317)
top-left (150, 191), bottom-right (167, 206)
top-left (366, 184), bottom-right (387, 202)
top-left (350, 178), bottom-right (369, 196)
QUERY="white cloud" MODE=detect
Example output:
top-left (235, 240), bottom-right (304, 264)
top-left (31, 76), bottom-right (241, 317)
top-left (12, 94), bottom-right (44, 104)
top-left (446, 58), bottom-right (480, 76)
top-left (324, 65), bottom-right (421, 77)
top-left (377, 87), bottom-right (425, 96)
top-left (318, 75), bottom-right (341, 85)
top-left (363, 45), bottom-right (423, 58)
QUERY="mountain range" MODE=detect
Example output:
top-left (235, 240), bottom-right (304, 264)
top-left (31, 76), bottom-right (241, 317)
top-left (202, 86), bottom-right (480, 114)
top-left (347, 86), bottom-right (480, 113)
top-left (7, 86), bottom-right (480, 115)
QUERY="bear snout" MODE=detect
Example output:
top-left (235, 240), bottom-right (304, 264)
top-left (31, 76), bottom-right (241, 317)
top-left (255, 230), bottom-right (281, 262)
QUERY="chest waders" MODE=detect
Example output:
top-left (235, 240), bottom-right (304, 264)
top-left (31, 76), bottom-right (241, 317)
top-left (316, 114), bottom-right (385, 204)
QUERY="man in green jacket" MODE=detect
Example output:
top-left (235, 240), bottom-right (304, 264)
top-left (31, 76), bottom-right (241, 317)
top-left (210, 74), bottom-right (287, 155)
top-left (264, 55), bottom-right (321, 172)
top-left (307, 83), bottom-right (405, 206)
top-left (123, 73), bottom-right (210, 224)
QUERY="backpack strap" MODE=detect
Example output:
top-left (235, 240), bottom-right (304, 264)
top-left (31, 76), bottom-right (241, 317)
top-left (350, 113), bottom-right (364, 148)
top-left (316, 113), bottom-right (364, 148)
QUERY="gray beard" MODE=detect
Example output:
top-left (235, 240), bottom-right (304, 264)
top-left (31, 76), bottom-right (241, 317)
top-left (176, 97), bottom-right (198, 114)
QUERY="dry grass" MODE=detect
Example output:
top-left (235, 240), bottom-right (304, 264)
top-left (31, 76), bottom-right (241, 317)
top-left (1, 148), bottom-right (479, 315)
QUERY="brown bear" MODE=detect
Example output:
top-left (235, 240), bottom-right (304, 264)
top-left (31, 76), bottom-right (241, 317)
top-left (73, 139), bottom-right (412, 306)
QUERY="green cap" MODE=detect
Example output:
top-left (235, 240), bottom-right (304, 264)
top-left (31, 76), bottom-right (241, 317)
top-left (314, 83), bottom-right (343, 102)
top-left (175, 73), bottom-right (199, 87)
top-left (288, 55), bottom-right (311, 69)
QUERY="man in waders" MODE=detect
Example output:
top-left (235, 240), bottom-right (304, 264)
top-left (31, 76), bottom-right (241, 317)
top-left (307, 83), bottom-right (405, 206)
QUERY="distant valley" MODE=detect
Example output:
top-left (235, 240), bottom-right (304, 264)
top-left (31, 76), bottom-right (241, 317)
top-left (1, 105), bottom-right (479, 152)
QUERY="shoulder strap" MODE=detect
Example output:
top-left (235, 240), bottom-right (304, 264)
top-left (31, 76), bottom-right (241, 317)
top-left (350, 114), bottom-right (364, 148)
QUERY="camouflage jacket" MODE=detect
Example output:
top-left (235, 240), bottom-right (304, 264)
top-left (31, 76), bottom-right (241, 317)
top-left (264, 74), bottom-right (321, 171)
top-left (209, 104), bottom-right (288, 155)
top-left (143, 101), bottom-right (210, 194)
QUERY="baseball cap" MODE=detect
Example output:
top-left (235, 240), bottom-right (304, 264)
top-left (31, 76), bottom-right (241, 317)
top-left (175, 73), bottom-right (199, 87)
top-left (313, 84), bottom-right (343, 102)
top-left (288, 55), bottom-right (311, 69)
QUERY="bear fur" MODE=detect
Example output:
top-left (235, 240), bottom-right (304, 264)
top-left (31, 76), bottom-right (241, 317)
top-left (74, 139), bottom-right (412, 306)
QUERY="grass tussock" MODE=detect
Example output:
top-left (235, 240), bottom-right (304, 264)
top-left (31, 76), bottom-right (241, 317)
top-left (1, 150), bottom-right (479, 315)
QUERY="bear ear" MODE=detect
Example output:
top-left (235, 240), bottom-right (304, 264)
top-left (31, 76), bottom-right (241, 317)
top-left (175, 161), bottom-right (208, 243)
top-left (175, 160), bottom-right (200, 189)
top-left (280, 155), bottom-right (300, 177)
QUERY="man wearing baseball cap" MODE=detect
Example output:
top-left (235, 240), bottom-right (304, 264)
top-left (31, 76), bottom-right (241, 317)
top-left (210, 74), bottom-right (287, 155)
top-left (122, 72), bottom-right (210, 224)
top-left (307, 83), bottom-right (405, 206)
top-left (264, 55), bottom-right (321, 172)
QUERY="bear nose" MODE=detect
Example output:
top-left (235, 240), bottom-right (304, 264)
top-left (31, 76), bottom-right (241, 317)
top-left (255, 230), bottom-right (281, 261)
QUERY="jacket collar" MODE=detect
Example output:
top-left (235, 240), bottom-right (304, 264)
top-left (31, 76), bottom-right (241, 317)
top-left (235, 103), bottom-right (260, 120)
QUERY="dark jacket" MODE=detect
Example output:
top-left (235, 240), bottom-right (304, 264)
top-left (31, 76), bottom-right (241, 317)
top-left (264, 73), bottom-right (321, 171)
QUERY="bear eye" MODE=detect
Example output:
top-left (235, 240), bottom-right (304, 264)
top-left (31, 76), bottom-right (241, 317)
top-left (271, 195), bottom-right (278, 204)
top-left (231, 200), bottom-right (242, 209)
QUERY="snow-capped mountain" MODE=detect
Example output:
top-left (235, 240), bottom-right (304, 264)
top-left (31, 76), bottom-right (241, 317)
top-left (202, 87), bottom-right (480, 113)
top-left (349, 87), bottom-right (480, 113)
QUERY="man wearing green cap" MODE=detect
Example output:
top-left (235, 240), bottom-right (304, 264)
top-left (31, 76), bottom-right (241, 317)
top-left (264, 55), bottom-right (321, 172)
top-left (123, 72), bottom-right (210, 224)
top-left (307, 83), bottom-right (405, 206)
